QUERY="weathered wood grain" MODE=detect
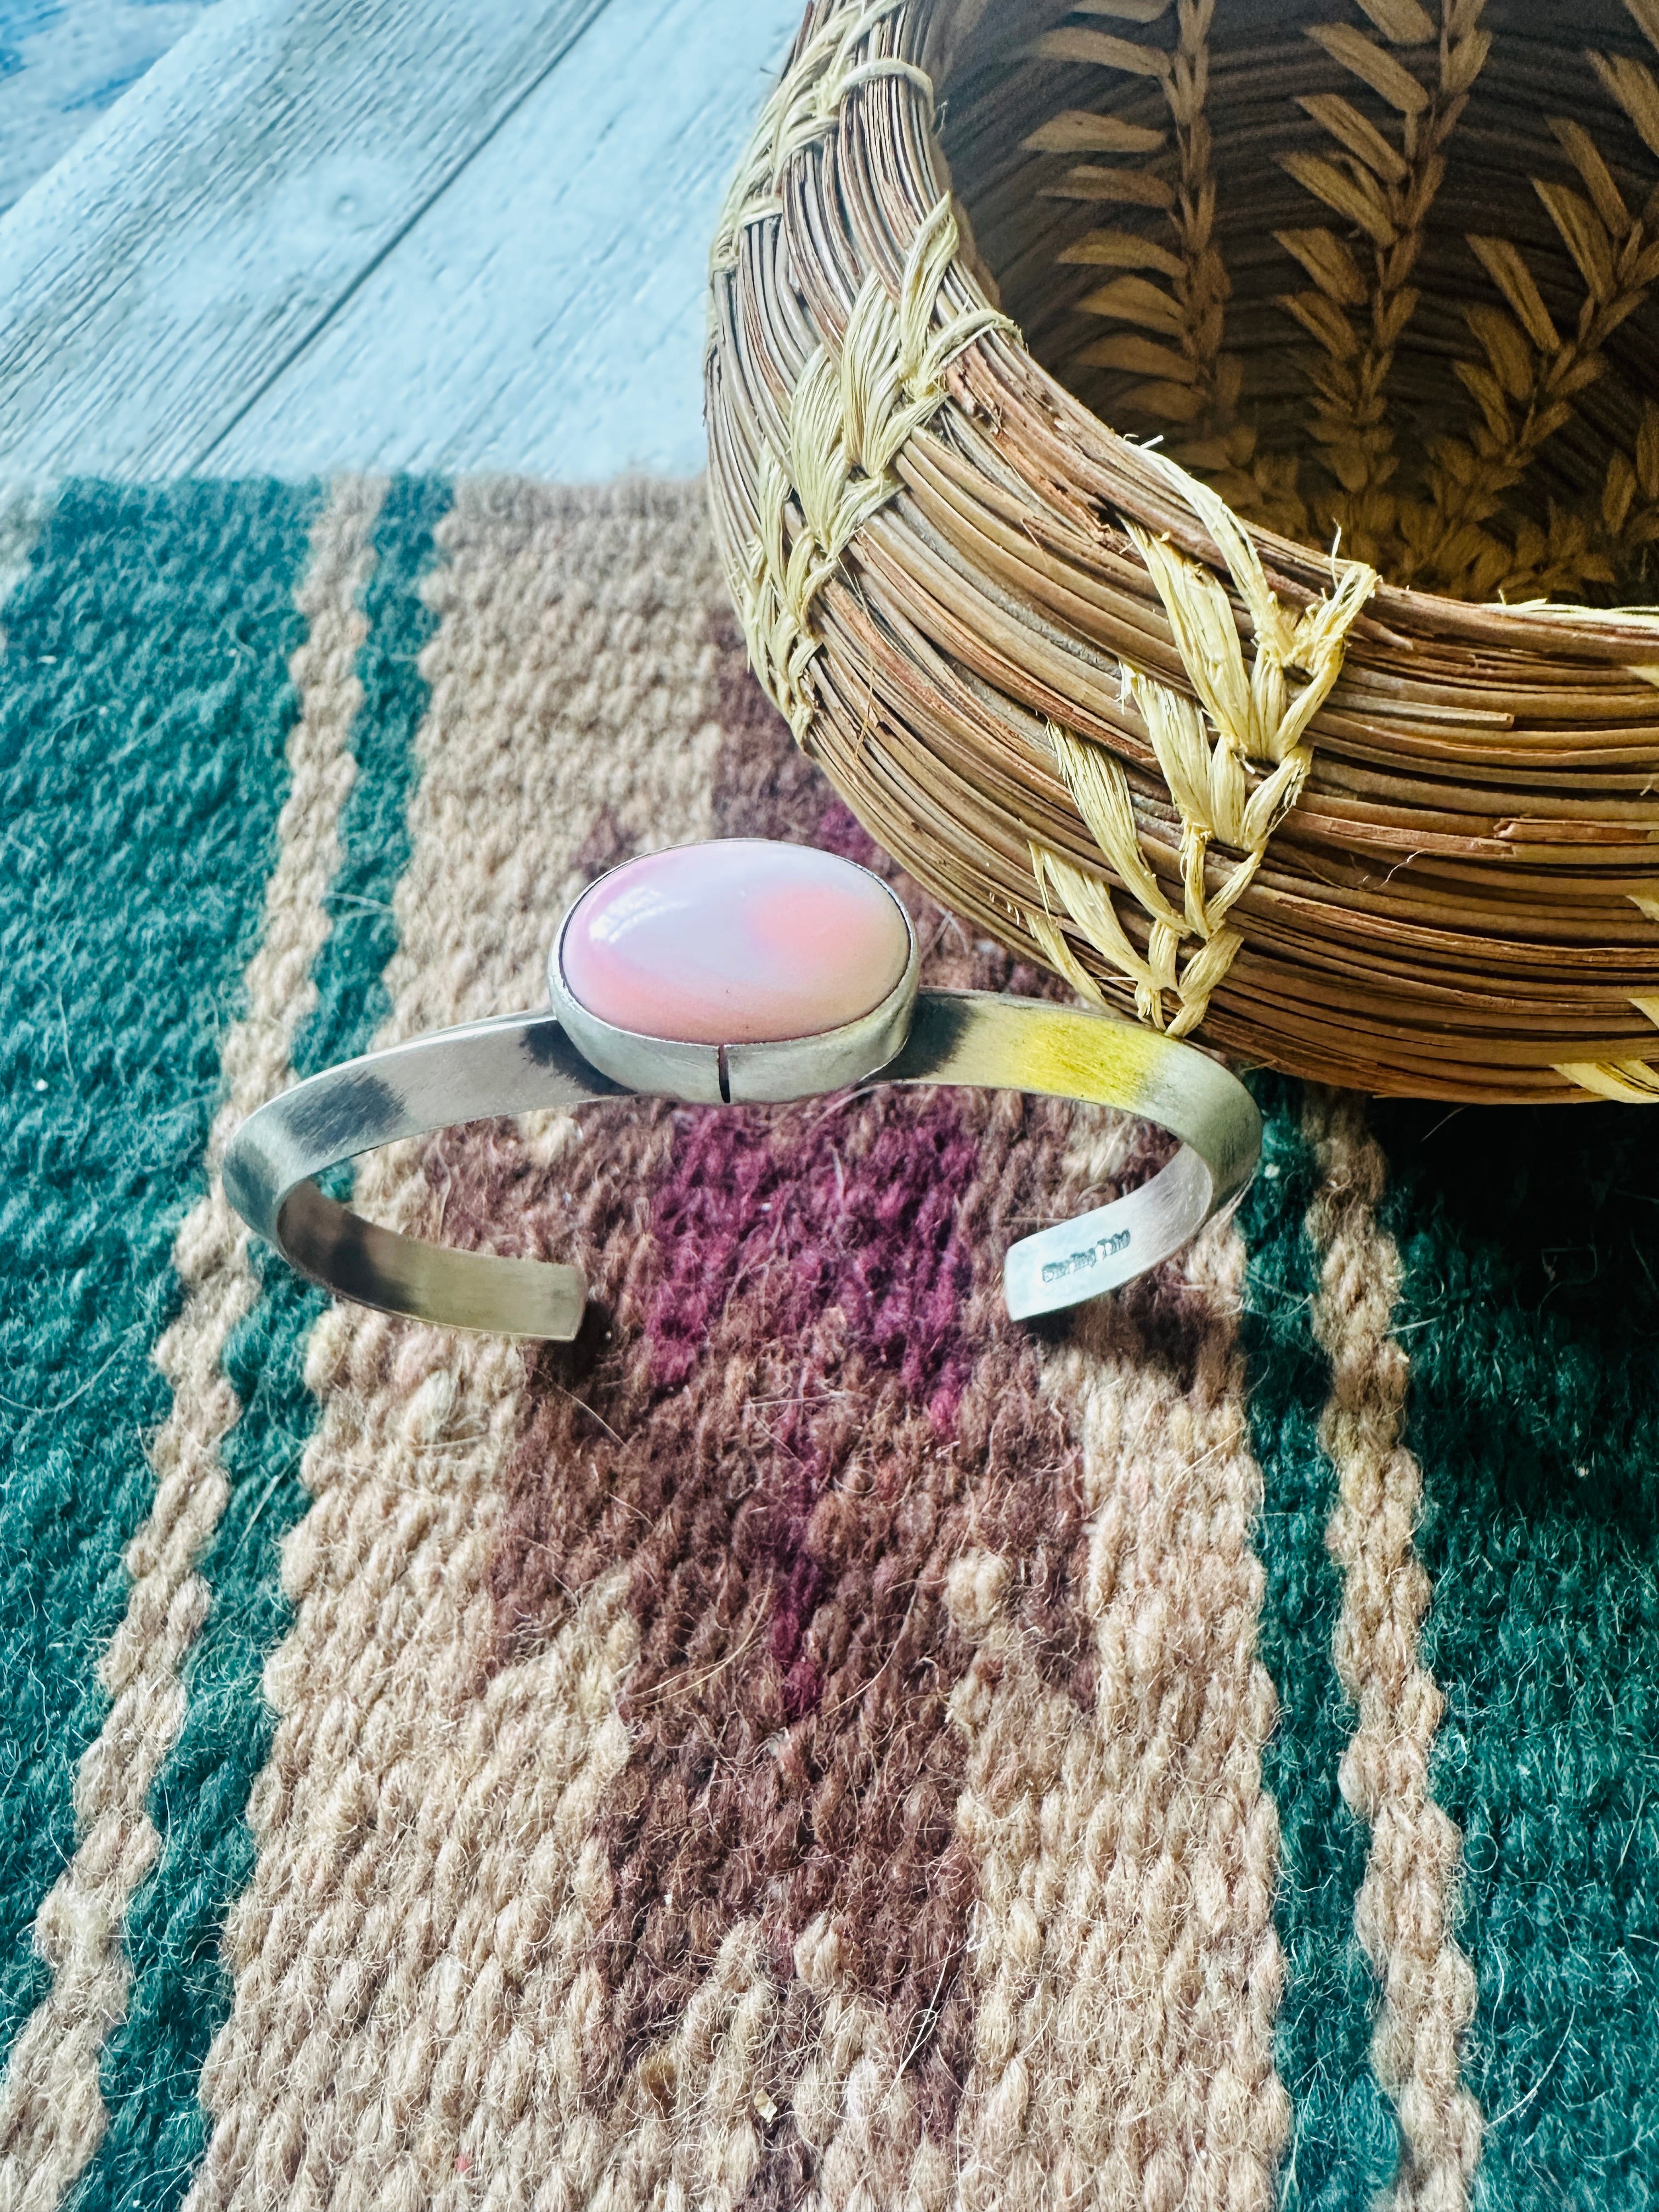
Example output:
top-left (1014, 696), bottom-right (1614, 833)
top-left (0, 0), bottom-right (214, 217)
top-left (207, 0), bottom-right (803, 481)
top-left (0, 0), bottom-right (616, 477)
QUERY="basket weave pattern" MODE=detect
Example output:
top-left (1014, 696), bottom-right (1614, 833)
top-left (706, 0), bottom-right (1659, 1104)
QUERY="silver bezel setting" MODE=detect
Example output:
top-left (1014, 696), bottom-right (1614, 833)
top-left (548, 844), bottom-right (921, 1105)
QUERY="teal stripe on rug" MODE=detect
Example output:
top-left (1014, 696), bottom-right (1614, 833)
top-left (1373, 1098), bottom-right (1659, 2211)
top-left (1240, 1080), bottom-right (1396, 2209)
top-left (0, 479), bottom-right (319, 2072)
top-left (81, 476), bottom-right (454, 2211)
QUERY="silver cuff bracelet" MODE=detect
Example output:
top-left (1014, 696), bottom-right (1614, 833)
top-left (223, 840), bottom-right (1261, 1339)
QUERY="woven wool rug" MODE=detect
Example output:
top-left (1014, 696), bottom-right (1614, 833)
top-left (1, 475), bottom-right (1656, 2212)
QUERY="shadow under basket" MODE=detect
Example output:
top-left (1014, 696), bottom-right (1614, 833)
top-left (705, 0), bottom-right (1659, 1104)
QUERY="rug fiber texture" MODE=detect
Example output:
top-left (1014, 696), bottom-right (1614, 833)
top-left (0, 475), bottom-right (1656, 2211)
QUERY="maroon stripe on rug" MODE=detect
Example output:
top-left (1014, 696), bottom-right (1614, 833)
top-left (469, 635), bottom-right (1111, 2198)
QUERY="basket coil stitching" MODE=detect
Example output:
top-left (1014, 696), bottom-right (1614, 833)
top-left (714, 0), bottom-right (1381, 1042)
top-left (709, 0), bottom-right (932, 283)
top-left (710, 0), bottom-right (1659, 1098)
top-left (736, 195), bottom-right (1015, 746)
top-left (1032, 458), bottom-right (1378, 1037)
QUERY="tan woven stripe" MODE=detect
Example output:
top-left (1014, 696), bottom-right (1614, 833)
top-left (185, 481), bottom-right (729, 2212)
top-left (787, 1924), bottom-right (952, 2212)
top-left (1302, 1090), bottom-right (1482, 2210)
top-left (538, 1914), bottom-right (786, 2209)
top-left (946, 1111), bottom-right (1288, 2212)
top-left (0, 484), bottom-right (52, 649)
top-left (0, 475), bottom-right (385, 2210)
top-left (0, 474), bottom-right (380, 2189)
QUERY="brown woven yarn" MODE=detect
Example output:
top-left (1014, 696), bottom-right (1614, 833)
top-left (705, 0), bottom-right (1659, 1103)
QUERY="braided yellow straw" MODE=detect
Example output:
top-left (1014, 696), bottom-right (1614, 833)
top-left (734, 190), bottom-right (1013, 741)
top-left (1031, 452), bottom-right (1379, 1037)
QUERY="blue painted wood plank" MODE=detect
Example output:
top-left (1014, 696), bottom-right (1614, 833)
top-left (0, 0), bottom-right (216, 215)
top-left (0, 0), bottom-right (618, 476)
top-left (208, 0), bottom-right (803, 481)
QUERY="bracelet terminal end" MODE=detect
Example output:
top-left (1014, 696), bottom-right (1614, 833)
top-left (256, 1172), bottom-right (591, 1344)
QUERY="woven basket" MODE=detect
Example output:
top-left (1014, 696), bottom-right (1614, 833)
top-left (705, 0), bottom-right (1659, 1104)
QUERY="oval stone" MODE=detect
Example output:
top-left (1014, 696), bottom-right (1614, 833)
top-left (560, 839), bottom-right (910, 1045)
